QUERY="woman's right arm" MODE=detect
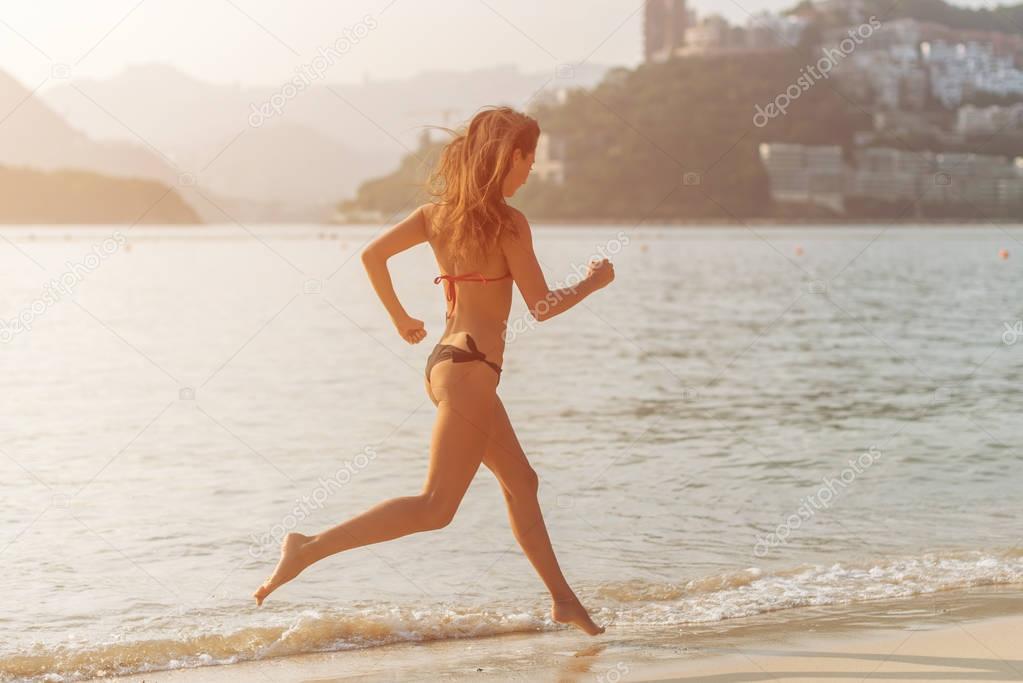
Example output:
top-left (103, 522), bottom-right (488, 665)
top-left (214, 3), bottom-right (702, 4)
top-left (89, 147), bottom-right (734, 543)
top-left (500, 209), bottom-right (614, 322)
top-left (361, 204), bottom-right (430, 344)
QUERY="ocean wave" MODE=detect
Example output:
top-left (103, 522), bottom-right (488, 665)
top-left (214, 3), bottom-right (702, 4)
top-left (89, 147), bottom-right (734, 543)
top-left (595, 547), bottom-right (1023, 624)
top-left (0, 608), bottom-right (549, 682)
top-left (4, 548), bottom-right (1022, 682)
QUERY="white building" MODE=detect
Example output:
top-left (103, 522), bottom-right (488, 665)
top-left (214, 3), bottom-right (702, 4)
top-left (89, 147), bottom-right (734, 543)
top-left (846, 147), bottom-right (920, 201)
top-left (760, 143), bottom-right (1023, 213)
top-left (681, 15), bottom-right (732, 54)
top-left (835, 19), bottom-right (927, 110)
top-left (534, 133), bottom-right (566, 185)
top-left (956, 103), bottom-right (1023, 136)
top-left (922, 40), bottom-right (1023, 107)
top-left (679, 11), bottom-right (805, 55)
top-left (758, 143), bottom-right (845, 212)
top-left (745, 12), bottom-right (807, 50)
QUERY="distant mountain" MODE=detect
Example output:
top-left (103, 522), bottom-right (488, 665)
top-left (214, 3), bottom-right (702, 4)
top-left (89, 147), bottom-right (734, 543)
top-left (40, 63), bottom-right (251, 154)
top-left (3, 58), bottom-right (613, 224)
top-left (40, 62), bottom-right (612, 216)
top-left (1, 65), bottom-right (370, 223)
top-left (177, 121), bottom-right (385, 209)
top-left (0, 69), bottom-right (176, 188)
top-left (42, 62), bottom-right (611, 150)
top-left (0, 165), bottom-right (198, 224)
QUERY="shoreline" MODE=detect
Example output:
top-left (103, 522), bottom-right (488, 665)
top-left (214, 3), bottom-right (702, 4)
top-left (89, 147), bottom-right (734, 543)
top-left (103, 586), bottom-right (1023, 683)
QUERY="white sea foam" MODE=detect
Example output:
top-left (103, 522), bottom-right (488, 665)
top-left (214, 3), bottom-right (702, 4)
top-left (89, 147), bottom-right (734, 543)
top-left (4, 548), bottom-right (1020, 683)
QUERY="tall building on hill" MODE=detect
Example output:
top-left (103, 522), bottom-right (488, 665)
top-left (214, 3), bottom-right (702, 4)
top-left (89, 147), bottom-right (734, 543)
top-left (645, 0), bottom-right (689, 62)
top-left (534, 133), bottom-right (567, 185)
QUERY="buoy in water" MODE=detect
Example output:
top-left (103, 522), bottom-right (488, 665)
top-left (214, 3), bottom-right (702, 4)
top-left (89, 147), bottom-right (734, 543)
top-left (999, 248), bottom-right (1009, 260)
top-left (795, 245), bottom-right (804, 256)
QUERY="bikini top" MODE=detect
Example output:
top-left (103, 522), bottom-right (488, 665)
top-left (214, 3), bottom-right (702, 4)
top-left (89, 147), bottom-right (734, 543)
top-left (433, 271), bottom-right (512, 319)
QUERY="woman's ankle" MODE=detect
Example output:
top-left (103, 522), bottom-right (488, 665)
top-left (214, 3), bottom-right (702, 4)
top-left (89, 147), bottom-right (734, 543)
top-left (298, 535), bottom-right (324, 564)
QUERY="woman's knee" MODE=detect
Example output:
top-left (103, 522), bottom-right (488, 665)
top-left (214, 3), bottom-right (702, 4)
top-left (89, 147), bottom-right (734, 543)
top-left (503, 466), bottom-right (540, 501)
top-left (416, 491), bottom-right (461, 530)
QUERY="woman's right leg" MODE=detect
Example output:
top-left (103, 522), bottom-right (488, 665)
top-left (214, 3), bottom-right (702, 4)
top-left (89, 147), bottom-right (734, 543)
top-left (253, 362), bottom-right (498, 605)
top-left (482, 398), bottom-right (604, 635)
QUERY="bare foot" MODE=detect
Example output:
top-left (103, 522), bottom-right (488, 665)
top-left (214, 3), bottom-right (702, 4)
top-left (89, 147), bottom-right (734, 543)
top-left (253, 532), bottom-right (311, 606)
top-left (552, 596), bottom-right (605, 636)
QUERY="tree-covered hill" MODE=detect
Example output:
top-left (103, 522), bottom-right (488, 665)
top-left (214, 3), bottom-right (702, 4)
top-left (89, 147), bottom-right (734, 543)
top-left (338, 51), bottom-right (869, 221)
top-left (336, 0), bottom-right (1023, 222)
top-left (0, 166), bottom-right (200, 224)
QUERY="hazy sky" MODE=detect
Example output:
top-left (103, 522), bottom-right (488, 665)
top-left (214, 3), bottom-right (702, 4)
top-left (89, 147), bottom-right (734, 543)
top-left (0, 0), bottom-right (997, 89)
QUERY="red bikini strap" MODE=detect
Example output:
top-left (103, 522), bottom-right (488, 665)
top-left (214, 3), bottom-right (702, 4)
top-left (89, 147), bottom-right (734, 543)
top-left (433, 274), bottom-right (457, 319)
top-left (439, 272), bottom-right (483, 283)
top-left (433, 272), bottom-right (513, 319)
top-left (434, 271), bottom-right (511, 283)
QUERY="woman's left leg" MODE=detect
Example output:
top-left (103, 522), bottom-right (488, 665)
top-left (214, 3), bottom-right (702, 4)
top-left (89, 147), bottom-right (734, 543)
top-left (252, 362), bottom-right (498, 605)
top-left (482, 397), bottom-right (604, 635)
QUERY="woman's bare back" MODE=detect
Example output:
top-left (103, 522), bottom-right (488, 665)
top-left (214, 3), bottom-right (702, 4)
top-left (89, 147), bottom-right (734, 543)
top-left (425, 203), bottom-right (515, 368)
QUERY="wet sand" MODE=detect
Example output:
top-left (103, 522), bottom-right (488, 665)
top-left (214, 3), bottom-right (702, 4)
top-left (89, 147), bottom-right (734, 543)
top-left (634, 614), bottom-right (1023, 682)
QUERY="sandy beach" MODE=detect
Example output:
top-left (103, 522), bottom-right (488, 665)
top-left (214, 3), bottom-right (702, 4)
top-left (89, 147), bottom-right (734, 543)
top-left (100, 588), bottom-right (1023, 682)
top-left (636, 616), bottom-right (1023, 682)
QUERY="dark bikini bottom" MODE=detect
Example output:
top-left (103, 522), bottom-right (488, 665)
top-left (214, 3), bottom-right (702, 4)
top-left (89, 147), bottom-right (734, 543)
top-left (425, 333), bottom-right (502, 382)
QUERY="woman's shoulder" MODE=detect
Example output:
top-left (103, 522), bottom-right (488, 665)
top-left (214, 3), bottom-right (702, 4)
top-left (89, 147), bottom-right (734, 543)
top-left (503, 204), bottom-right (525, 223)
top-left (419, 201), bottom-right (435, 222)
top-left (419, 202), bottom-right (441, 238)
top-left (500, 206), bottom-right (530, 244)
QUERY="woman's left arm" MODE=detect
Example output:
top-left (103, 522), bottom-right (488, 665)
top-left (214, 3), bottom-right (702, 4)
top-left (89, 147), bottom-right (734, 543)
top-left (361, 204), bottom-right (431, 344)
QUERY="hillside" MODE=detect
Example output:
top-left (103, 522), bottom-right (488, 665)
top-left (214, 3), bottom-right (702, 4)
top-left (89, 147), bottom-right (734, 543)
top-left (522, 54), bottom-right (868, 220)
top-left (338, 52), bottom-right (869, 221)
top-left (336, 0), bottom-right (1023, 222)
top-left (0, 70), bottom-right (177, 189)
top-left (0, 166), bottom-right (199, 224)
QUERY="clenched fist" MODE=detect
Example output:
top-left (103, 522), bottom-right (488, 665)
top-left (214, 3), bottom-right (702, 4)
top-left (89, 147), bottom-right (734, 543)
top-left (394, 315), bottom-right (426, 344)
top-left (585, 258), bottom-right (615, 290)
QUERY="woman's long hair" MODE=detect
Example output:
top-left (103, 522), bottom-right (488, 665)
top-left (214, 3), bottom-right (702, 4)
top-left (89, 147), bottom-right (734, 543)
top-left (425, 106), bottom-right (540, 267)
